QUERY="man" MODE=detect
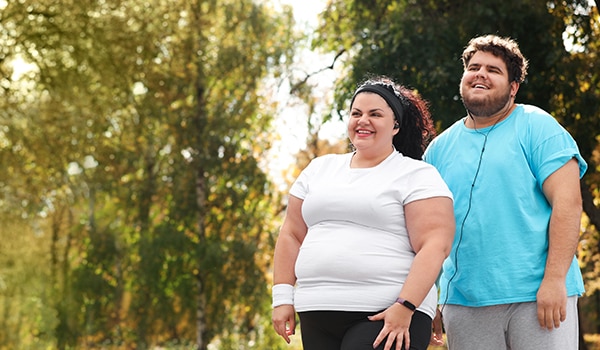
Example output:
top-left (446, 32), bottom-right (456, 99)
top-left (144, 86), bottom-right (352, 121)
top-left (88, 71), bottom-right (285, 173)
top-left (424, 34), bottom-right (587, 349)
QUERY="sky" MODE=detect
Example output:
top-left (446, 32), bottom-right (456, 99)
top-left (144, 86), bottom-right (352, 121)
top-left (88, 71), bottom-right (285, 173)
top-left (280, 0), bottom-right (323, 26)
top-left (267, 0), bottom-right (346, 189)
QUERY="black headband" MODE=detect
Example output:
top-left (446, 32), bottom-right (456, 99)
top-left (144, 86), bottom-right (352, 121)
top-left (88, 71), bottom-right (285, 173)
top-left (351, 83), bottom-right (405, 125)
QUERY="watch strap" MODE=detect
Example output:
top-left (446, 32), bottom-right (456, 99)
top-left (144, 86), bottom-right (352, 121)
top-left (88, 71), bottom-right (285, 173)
top-left (395, 297), bottom-right (416, 311)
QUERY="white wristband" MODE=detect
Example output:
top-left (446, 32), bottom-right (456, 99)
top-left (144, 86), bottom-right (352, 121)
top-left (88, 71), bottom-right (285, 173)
top-left (272, 284), bottom-right (294, 308)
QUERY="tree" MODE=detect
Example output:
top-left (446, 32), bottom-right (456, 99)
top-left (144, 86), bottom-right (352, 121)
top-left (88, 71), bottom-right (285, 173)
top-left (0, 0), bottom-right (298, 348)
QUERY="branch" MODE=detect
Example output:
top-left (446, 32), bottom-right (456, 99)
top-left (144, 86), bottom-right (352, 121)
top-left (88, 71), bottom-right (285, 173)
top-left (289, 48), bottom-right (346, 96)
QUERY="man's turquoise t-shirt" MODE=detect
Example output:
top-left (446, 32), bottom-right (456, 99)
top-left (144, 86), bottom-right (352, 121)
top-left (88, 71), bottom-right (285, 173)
top-left (424, 104), bottom-right (587, 307)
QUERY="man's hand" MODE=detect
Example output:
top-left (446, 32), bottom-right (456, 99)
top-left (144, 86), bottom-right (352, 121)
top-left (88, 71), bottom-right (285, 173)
top-left (536, 278), bottom-right (567, 330)
top-left (430, 308), bottom-right (445, 346)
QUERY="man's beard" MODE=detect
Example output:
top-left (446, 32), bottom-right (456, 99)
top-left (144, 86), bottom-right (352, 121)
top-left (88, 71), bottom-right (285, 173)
top-left (461, 89), bottom-right (511, 118)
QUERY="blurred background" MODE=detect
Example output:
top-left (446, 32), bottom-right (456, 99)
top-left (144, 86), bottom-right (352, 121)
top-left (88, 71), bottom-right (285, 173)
top-left (0, 0), bottom-right (598, 349)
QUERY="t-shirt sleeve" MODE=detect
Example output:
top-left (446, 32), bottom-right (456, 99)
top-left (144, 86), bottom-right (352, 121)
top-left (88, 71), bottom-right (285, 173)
top-left (289, 156), bottom-right (327, 200)
top-left (529, 118), bottom-right (587, 185)
top-left (403, 163), bottom-right (454, 205)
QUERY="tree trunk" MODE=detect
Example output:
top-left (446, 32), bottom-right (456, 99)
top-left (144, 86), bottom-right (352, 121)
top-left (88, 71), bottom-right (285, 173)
top-left (582, 179), bottom-right (600, 230)
top-left (580, 301), bottom-right (589, 350)
top-left (195, 169), bottom-right (208, 350)
top-left (580, 179), bottom-right (598, 350)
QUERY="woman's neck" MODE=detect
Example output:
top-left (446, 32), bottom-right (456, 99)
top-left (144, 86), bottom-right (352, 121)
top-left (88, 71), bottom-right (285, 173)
top-left (350, 147), bottom-right (394, 168)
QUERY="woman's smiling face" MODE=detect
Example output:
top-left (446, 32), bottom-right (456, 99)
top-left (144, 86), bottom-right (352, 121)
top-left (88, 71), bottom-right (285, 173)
top-left (348, 92), bottom-right (398, 154)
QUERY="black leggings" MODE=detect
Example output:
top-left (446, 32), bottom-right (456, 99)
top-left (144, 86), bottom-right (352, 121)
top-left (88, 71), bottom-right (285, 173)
top-left (298, 310), bottom-right (432, 350)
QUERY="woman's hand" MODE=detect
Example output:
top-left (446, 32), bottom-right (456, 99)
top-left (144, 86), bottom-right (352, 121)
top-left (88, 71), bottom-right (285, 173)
top-left (369, 303), bottom-right (413, 350)
top-left (272, 305), bottom-right (296, 344)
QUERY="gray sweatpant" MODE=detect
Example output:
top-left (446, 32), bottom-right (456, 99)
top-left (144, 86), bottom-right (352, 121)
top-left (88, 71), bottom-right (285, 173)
top-left (442, 296), bottom-right (579, 350)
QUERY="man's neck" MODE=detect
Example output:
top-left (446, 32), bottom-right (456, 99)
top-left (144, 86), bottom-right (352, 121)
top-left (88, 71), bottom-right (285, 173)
top-left (465, 103), bottom-right (517, 129)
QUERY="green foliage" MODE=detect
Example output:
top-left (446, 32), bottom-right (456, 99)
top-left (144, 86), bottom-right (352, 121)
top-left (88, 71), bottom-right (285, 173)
top-left (0, 217), bottom-right (58, 349)
top-left (315, 0), bottom-right (596, 130)
top-left (0, 0), bottom-right (298, 349)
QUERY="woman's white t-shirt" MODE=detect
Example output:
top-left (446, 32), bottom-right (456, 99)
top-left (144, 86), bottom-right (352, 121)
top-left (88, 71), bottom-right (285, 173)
top-left (290, 151), bottom-right (452, 319)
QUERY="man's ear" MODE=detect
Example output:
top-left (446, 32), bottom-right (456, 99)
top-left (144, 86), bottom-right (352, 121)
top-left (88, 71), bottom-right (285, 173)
top-left (510, 81), bottom-right (520, 98)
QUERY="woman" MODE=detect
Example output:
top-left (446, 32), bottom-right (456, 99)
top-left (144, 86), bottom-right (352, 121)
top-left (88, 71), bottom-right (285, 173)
top-left (272, 76), bottom-right (454, 350)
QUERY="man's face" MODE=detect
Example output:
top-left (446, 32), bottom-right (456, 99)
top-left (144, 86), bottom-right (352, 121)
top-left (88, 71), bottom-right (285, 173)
top-left (460, 51), bottom-right (518, 118)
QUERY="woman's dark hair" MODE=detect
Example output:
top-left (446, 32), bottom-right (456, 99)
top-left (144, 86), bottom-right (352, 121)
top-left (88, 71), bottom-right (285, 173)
top-left (351, 76), bottom-right (436, 160)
